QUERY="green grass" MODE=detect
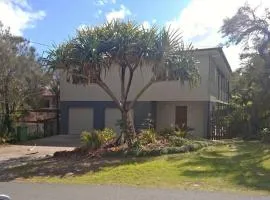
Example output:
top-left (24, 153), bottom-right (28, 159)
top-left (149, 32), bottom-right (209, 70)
top-left (30, 140), bottom-right (270, 194)
top-left (6, 140), bottom-right (270, 194)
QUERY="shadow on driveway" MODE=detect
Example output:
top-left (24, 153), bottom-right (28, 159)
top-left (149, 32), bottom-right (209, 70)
top-left (20, 134), bottom-right (81, 147)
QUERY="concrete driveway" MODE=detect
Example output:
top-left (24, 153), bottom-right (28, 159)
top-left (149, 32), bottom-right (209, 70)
top-left (0, 145), bottom-right (74, 162)
top-left (0, 144), bottom-right (74, 179)
top-left (0, 135), bottom-right (79, 173)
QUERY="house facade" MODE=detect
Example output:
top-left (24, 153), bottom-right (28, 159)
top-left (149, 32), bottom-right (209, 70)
top-left (60, 47), bottom-right (232, 138)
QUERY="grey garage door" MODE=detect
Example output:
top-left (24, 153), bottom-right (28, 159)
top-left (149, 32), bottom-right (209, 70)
top-left (68, 108), bottom-right (93, 134)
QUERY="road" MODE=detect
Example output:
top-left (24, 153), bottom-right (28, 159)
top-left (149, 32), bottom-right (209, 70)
top-left (0, 182), bottom-right (269, 200)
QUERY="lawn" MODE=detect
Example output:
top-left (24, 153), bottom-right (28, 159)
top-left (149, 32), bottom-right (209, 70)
top-left (2, 140), bottom-right (270, 194)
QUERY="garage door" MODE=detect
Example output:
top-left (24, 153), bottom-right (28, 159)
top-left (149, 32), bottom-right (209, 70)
top-left (69, 108), bottom-right (93, 134)
top-left (105, 108), bottom-right (133, 134)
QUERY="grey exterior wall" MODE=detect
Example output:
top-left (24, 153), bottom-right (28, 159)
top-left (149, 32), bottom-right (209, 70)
top-left (59, 53), bottom-right (211, 102)
top-left (60, 101), bottom-right (156, 134)
top-left (61, 100), bottom-right (209, 137)
top-left (156, 101), bottom-right (209, 137)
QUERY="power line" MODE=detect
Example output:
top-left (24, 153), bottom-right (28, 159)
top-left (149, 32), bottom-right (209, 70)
top-left (29, 41), bottom-right (51, 47)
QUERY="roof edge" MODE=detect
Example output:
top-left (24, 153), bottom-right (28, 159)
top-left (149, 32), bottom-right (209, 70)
top-left (194, 47), bottom-right (232, 73)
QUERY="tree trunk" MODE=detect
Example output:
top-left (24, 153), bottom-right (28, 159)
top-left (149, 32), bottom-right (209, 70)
top-left (3, 83), bottom-right (12, 134)
top-left (121, 108), bottom-right (136, 148)
top-left (4, 108), bottom-right (11, 133)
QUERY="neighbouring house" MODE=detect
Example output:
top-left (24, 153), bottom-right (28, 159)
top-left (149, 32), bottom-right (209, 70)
top-left (16, 88), bottom-right (58, 139)
top-left (41, 88), bottom-right (57, 108)
top-left (60, 47), bottom-right (232, 139)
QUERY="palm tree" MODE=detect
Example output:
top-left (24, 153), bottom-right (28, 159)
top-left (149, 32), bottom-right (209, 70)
top-left (46, 21), bottom-right (200, 147)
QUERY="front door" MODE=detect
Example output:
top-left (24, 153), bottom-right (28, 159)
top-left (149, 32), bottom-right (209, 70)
top-left (175, 106), bottom-right (187, 129)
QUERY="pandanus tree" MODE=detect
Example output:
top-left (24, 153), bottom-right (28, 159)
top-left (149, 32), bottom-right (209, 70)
top-left (46, 21), bottom-right (200, 146)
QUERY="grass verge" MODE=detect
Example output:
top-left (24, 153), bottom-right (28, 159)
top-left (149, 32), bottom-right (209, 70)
top-left (2, 140), bottom-right (270, 194)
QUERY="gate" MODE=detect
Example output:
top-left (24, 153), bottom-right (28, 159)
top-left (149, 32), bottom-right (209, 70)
top-left (208, 103), bottom-right (231, 140)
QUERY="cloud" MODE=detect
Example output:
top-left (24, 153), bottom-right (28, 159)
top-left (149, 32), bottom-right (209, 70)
top-left (0, 0), bottom-right (46, 35)
top-left (105, 4), bottom-right (131, 22)
top-left (95, 0), bottom-right (108, 6)
top-left (94, 0), bottom-right (116, 6)
top-left (166, 0), bottom-right (270, 70)
top-left (142, 21), bottom-right (150, 29)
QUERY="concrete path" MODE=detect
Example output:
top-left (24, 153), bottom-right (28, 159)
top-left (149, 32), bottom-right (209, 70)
top-left (0, 182), bottom-right (269, 200)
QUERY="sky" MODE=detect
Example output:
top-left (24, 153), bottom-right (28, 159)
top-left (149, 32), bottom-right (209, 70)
top-left (0, 0), bottom-right (270, 71)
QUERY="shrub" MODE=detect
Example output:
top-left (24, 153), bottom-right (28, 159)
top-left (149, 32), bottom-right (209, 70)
top-left (168, 136), bottom-right (186, 147)
top-left (175, 126), bottom-right (194, 137)
top-left (132, 148), bottom-right (162, 157)
top-left (174, 130), bottom-right (187, 138)
top-left (166, 146), bottom-right (186, 154)
top-left (158, 127), bottom-right (175, 138)
top-left (98, 128), bottom-right (116, 144)
top-left (0, 136), bottom-right (8, 144)
top-left (80, 130), bottom-right (102, 150)
top-left (139, 129), bottom-right (156, 145)
top-left (0, 132), bottom-right (17, 144)
top-left (131, 140), bottom-right (143, 151)
top-left (130, 143), bottom-right (207, 157)
top-left (260, 128), bottom-right (270, 143)
top-left (158, 127), bottom-right (193, 139)
top-left (81, 128), bottom-right (116, 149)
top-left (141, 115), bottom-right (154, 129)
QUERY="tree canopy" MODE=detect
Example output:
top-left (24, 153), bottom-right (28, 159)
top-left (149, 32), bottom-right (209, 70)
top-left (221, 4), bottom-right (270, 67)
top-left (221, 4), bottom-right (270, 137)
top-left (0, 22), bottom-right (48, 134)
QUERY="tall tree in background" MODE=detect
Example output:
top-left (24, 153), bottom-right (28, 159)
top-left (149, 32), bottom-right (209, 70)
top-left (46, 21), bottom-right (200, 146)
top-left (221, 4), bottom-right (270, 136)
top-left (0, 22), bottom-right (47, 135)
top-left (221, 3), bottom-right (270, 67)
top-left (228, 56), bottom-right (270, 136)
top-left (47, 70), bottom-right (60, 134)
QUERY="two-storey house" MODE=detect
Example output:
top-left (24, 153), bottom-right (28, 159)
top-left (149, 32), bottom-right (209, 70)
top-left (60, 47), bottom-right (232, 138)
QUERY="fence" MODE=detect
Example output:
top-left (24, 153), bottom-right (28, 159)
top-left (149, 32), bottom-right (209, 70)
top-left (1, 109), bottom-right (59, 141)
top-left (208, 103), bottom-right (233, 140)
top-left (16, 118), bottom-right (58, 141)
